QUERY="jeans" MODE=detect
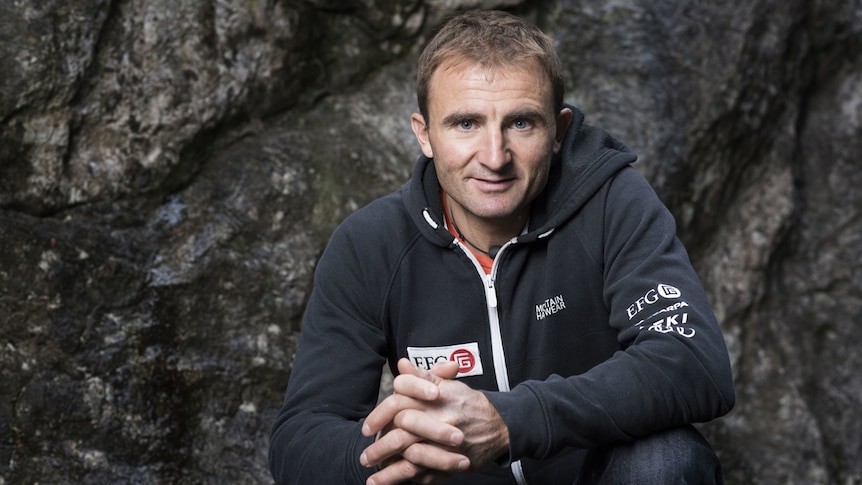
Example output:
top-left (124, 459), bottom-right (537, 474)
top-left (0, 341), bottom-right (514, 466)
top-left (575, 425), bottom-right (724, 484)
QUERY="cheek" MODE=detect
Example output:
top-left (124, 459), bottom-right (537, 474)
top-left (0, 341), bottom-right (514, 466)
top-left (431, 140), bottom-right (472, 169)
top-left (524, 141), bottom-right (555, 173)
top-left (529, 164), bottom-right (550, 192)
top-left (523, 144), bottom-right (554, 190)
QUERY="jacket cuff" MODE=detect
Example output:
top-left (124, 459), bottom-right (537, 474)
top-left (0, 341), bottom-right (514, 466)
top-left (482, 384), bottom-right (550, 462)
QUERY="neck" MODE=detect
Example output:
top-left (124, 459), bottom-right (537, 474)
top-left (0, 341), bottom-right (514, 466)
top-left (444, 194), bottom-right (526, 258)
top-left (449, 208), bottom-right (501, 258)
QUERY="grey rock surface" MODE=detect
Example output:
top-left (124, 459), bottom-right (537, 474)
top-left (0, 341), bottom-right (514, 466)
top-left (1, 0), bottom-right (860, 483)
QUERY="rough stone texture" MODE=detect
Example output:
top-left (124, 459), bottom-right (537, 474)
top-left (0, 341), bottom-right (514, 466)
top-left (0, 0), bottom-right (860, 483)
top-left (544, 2), bottom-right (862, 483)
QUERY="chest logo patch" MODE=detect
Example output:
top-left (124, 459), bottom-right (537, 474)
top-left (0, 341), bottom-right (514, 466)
top-left (536, 294), bottom-right (567, 321)
top-left (407, 342), bottom-right (484, 378)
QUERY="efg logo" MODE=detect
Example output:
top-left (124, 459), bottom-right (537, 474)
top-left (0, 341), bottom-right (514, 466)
top-left (657, 284), bottom-right (681, 299)
top-left (407, 342), bottom-right (484, 377)
top-left (627, 284), bottom-right (683, 320)
top-left (450, 349), bottom-right (476, 373)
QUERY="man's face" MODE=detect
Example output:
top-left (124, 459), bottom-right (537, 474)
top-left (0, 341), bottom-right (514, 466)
top-left (412, 57), bottom-right (571, 229)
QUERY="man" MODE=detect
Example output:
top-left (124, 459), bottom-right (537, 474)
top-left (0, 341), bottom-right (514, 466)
top-left (270, 10), bottom-right (735, 484)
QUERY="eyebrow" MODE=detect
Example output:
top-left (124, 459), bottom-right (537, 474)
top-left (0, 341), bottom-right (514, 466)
top-left (503, 108), bottom-right (550, 126)
top-left (439, 108), bottom-right (550, 127)
top-left (440, 111), bottom-right (483, 127)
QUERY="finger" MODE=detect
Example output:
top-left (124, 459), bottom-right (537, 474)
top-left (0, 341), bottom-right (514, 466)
top-left (392, 373), bottom-right (440, 401)
top-left (361, 427), bottom-right (421, 468)
top-left (393, 408), bottom-right (463, 447)
top-left (430, 360), bottom-right (460, 379)
top-left (365, 457), bottom-right (422, 485)
top-left (395, 357), bottom-right (458, 385)
top-left (362, 393), bottom-right (420, 437)
top-left (415, 471), bottom-right (454, 485)
top-left (401, 442), bottom-right (470, 474)
top-left (392, 359), bottom-right (461, 401)
top-left (366, 458), bottom-right (453, 485)
top-left (396, 358), bottom-right (435, 381)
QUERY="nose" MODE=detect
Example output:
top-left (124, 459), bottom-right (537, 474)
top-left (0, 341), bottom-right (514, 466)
top-left (480, 129), bottom-right (511, 170)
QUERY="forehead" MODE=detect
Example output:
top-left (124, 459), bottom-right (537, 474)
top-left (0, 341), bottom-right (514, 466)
top-left (426, 57), bottom-right (553, 113)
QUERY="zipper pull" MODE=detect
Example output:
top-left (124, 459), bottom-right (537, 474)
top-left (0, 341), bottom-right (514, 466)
top-left (485, 274), bottom-right (498, 308)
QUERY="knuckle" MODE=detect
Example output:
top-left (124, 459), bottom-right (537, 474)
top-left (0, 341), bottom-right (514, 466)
top-left (388, 394), bottom-right (413, 411)
top-left (388, 428), bottom-right (416, 449)
top-left (401, 442), bottom-right (425, 463)
top-left (394, 458), bottom-right (420, 478)
top-left (380, 394), bottom-right (400, 412)
top-left (396, 409), bottom-right (419, 430)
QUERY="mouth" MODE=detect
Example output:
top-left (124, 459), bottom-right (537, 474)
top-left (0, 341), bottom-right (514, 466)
top-left (470, 177), bottom-right (516, 192)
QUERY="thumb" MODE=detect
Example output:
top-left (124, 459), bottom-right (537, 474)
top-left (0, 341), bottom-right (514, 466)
top-left (430, 359), bottom-right (460, 380)
top-left (396, 357), bottom-right (459, 382)
top-left (393, 358), bottom-right (458, 396)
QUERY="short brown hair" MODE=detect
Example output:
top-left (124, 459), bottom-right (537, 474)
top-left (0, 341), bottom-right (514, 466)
top-left (416, 10), bottom-right (564, 121)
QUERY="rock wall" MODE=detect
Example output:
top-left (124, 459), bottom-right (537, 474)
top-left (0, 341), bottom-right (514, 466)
top-left (1, 0), bottom-right (860, 483)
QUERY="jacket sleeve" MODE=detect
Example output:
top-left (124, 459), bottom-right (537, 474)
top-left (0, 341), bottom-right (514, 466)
top-left (268, 218), bottom-right (387, 484)
top-left (486, 166), bottom-right (735, 461)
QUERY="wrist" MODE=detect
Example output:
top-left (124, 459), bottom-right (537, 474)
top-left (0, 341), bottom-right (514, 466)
top-left (482, 386), bottom-right (546, 462)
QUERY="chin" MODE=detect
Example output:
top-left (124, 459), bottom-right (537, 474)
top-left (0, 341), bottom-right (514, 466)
top-left (472, 206), bottom-right (521, 221)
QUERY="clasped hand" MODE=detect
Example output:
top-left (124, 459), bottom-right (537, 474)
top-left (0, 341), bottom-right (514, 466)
top-left (359, 358), bottom-right (509, 485)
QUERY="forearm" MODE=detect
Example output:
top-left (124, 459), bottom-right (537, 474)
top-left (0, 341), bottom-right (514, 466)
top-left (269, 340), bottom-right (384, 484)
top-left (268, 221), bottom-right (393, 483)
top-left (270, 414), bottom-right (374, 484)
top-left (269, 277), bottom-right (387, 483)
top-left (486, 327), bottom-right (734, 462)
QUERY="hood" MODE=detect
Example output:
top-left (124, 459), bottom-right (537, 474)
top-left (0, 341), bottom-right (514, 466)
top-left (403, 105), bottom-right (637, 248)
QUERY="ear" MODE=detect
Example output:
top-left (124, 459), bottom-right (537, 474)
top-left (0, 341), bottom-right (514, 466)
top-left (411, 113), bottom-right (434, 159)
top-left (553, 107), bottom-right (573, 154)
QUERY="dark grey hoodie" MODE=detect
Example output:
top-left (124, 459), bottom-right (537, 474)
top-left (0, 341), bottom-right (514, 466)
top-left (269, 106), bottom-right (735, 484)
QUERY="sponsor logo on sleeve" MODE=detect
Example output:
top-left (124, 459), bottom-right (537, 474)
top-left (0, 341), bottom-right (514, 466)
top-left (627, 284), bottom-right (697, 338)
top-left (626, 284), bottom-right (682, 320)
top-left (407, 342), bottom-right (483, 377)
top-left (640, 312), bottom-right (696, 338)
top-left (657, 284), bottom-right (681, 299)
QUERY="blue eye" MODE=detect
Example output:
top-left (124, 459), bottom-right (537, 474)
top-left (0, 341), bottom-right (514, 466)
top-left (513, 119), bottom-right (530, 129)
top-left (459, 120), bottom-right (474, 130)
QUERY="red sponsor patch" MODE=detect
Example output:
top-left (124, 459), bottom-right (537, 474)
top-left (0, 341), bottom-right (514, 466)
top-left (450, 348), bottom-right (475, 373)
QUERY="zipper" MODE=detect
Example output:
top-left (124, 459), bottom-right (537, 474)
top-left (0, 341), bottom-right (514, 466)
top-left (483, 273), bottom-right (509, 393)
top-left (483, 273), bottom-right (498, 309)
top-left (455, 240), bottom-right (528, 485)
